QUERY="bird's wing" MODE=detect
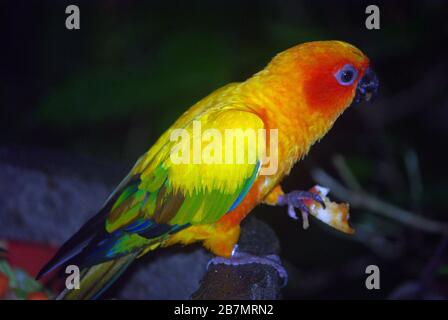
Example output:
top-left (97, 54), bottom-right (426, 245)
top-left (38, 103), bottom-right (266, 276)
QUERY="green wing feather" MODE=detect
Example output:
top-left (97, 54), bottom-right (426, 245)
top-left (38, 104), bottom-right (265, 299)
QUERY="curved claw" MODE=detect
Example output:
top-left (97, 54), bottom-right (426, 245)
top-left (287, 203), bottom-right (310, 229)
top-left (279, 190), bottom-right (326, 209)
top-left (294, 199), bottom-right (312, 216)
top-left (278, 189), bottom-right (326, 229)
top-left (293, 190), bottom-right (326, 209)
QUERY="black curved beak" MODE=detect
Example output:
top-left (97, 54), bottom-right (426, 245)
top-left (354, 67), bottom-right (379, 103)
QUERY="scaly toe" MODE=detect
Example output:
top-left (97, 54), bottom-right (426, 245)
top-left (290, 190), bottom-right (326, 209)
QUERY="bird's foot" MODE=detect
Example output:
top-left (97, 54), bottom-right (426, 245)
top-left (277, 185), bottom-right (354, 234)
top-left (277, 190), bottom-right (326, 229)
top-left (207, 245), bottom-right (288, 286)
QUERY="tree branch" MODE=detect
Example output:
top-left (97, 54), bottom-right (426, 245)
top-left (311, 168), bottom-right (448, 234)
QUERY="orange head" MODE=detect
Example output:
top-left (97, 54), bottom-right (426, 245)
top-left (258, 41), bottom-right (378, 121)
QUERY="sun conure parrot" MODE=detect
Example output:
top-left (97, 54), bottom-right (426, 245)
top-left (37, 40), bottom-right (379, 299)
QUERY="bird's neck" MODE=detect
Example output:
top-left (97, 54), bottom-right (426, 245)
top-left (241, 74), bottom-right (342, 177)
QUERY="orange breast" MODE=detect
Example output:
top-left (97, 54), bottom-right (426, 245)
top-left (216, 180), bottom-right (263, 231)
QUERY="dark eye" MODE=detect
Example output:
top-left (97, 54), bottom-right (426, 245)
top-left (334, 64), bottom-right (358, 86)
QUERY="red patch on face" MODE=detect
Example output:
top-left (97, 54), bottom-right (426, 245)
top-left (302, 58), bottom-right (362, 115)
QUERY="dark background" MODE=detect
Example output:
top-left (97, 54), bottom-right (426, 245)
top-left (1, 0), bottom-right (447, 299)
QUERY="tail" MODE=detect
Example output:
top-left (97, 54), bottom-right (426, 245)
top-left (57, 252), bottom-right (138, 300)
